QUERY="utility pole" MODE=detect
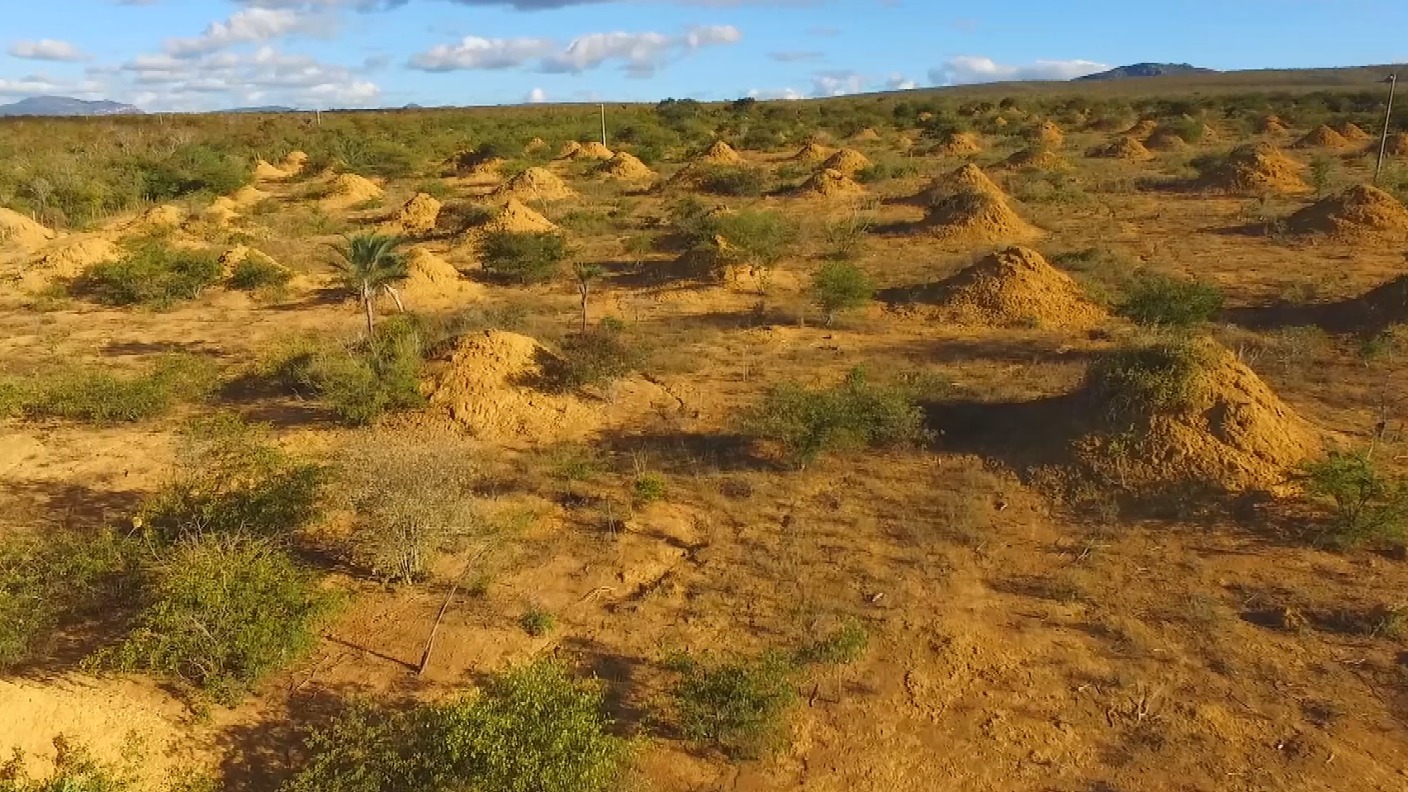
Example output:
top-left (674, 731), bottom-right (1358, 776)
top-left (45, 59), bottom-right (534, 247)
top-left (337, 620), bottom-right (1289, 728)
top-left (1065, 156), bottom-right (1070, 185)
top-left (1375, 73), bottom-right (1397, 185)
top-left (600, 104), bottom-right (607, 147)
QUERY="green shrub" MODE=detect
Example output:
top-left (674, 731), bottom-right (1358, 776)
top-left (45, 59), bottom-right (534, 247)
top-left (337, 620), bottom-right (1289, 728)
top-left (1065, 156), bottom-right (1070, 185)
top-left (137, 415), bottom-right (325, 545)
top-left (1300, 451), bottom-right (1408, 548)
top-left (811, 260), bottom-right (874, 326)
top-left (0, 530), bottom-right (139, 671)
top-left (273, 317), bottom-right (427, 425)
top-left (20, 354), bottom-right (215, 423)
top-left (141, 143), bottom-right (252, 201)
top-left (669, 650), bottom-right (798, 759)
top-left (822, 215), bottom-right (872, 260)
top-left (1085, 339), bottom-right (1206, 420)
top-left (704, 209), bottom-right (798, 271)
top-left (1309, 155), bottom-right (1335, 195)
top-left (741, 367), bottom-right (929, 468)
top-left (0, 737), bottom-right (134, 792)
top-left (520, 607), bottom-right (556, 637)
top-left (693, 165), bottom-right (767, 197)
top-left (284, 659), bottom-right (630, 792)
top-left (480, 230), bottom-right (568, 285)
top-left (855, 160), bottom-right (920, 183)
top-left (90, 534), bottom-right (334, 703)
top-left (1117, 273), bottom-right (1224, 328)
top-left (228, 255), bottom-right (292, 292)
top-left (80, 237), bottom-right (223, 308)
top-left (632, 473), bottom-right (668, 505)
top-left (544, 321), bottom-right (640, 391)
top-left (1049, 248), bottom-right (1137, 306)
top-left (797, 619), bottom-right (869, 666)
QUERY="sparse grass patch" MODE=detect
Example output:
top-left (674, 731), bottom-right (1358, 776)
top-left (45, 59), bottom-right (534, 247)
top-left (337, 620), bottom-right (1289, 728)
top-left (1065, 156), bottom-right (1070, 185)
top-left (1049, 247), bottom-right (1138, 306)
top-left (668, 650), bottom-right (798, 759)
top-left (855, 159), bottom-right (920, 183)
top-left (1299, 450), bottom-right (1408, 549)
top-left (78, 236), bottom-right (222, 309)
top-left (821, 214), bottom-right (871, 260)
top-left (0, 737), bottom-right (136, 792)
top-left (11, 353), bottom-right (215, 423)
top-left (520, 606), bottom-right (556, 637)
top-left (266, 316), bottom-right (427, 425)
top-left (692, 165), bottom-right (768, 197)
top-left (480, 230), bottom-right (568, 285)
top-left (1117, 273), bottom-right (1225, 328)
top-left (542, 319), bottom-right (641, 391)
top-left (632, 472), bottom-right (668, 505)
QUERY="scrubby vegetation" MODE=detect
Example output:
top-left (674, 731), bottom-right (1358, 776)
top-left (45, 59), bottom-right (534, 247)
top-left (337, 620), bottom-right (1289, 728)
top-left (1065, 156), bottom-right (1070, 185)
top-left (265, 316), bottom-right (427, 424)
top-left (1117, 273), bottom-right (1225, 328)
top-left (1, 354), bottom-right (215, 423)
top-left (1300, 451), bottom-right (1408, 549)
top-left (78, 236), bottom-right (223, 308)
top-left (1085, 338), bottom-right (1206, 419)
top-left (480, 230), bottom-right (569, 285)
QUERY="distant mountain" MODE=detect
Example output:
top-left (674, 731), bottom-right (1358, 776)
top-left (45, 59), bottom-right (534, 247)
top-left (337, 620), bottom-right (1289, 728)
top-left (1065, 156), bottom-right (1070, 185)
top-left (1076, 63), bottom-right (1217, 81)
top-left (0, 96), bottom-right (143, 117)
top-left (222, 106), bottom-right (298, 114)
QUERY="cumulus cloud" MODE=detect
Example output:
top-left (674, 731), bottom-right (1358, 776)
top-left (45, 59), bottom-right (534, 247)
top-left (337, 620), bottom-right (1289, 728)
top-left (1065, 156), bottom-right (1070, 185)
top-left (165, 8), bottom-right (334, 57)
top-left (746, 86), bottom-right (803, 101)
top-left (811, 70), bottom-right (864, 97)
top-left (525, 87), bottom-right (547, 103)
top-left (929, 55), bottom-right (1108, 85)
top-left (7, 39), bottom-right (88, 62)
top-left (120, 45), bottom-right (379, 109)
top-left (884, 73), bottom-right (917, 90)
top-left (411, 25), bottom-right (741, 77)
top-left (0, 74), bottom-right (104, 96)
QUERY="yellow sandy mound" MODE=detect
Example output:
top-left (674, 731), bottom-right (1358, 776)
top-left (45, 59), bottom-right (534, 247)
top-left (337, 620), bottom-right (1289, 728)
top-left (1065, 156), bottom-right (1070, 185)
top-left (203, 198), bottom-right (239, 227)
top-left (424, 331), bottom-right (594, 441)
top-left (923, 190), bottom-right (1041, 244)
top-left (253, 159), bottom-right (290, 181)
top-left (34, 237), bottom-right (120, 278)
top-left (1286, 184), bottom-right (1408, 242)
top-left (1004, 147), bottom-right (1067, 170)
top-left (573, 141), bottom-right (615, 161)
top-left (1335, 122), bottom-right (1373, 143)
top-left (1078, 338), bottom-right (1322, 492)
top-left (930, 131), bottom-right (982, 156)
top-left (910, 163), bottom-right (1005, 205)
top-left (1259, 116), bottom-right (1290, 135)
top-left (1197, 143), bottom-right (1309, 194)
top-left (401, 247), bottom-right (477, 303)
top-left (1090, 136), bottom-right (1153, 161)
top-left (851, 127), bottom-right (882, 142)
top-left (820, 148), bottom-right (872, 175)
top-left (1385, 132), bottom-right (1408, 156)
top-left (791, 142), bottom-right (834, 164)
top-left (1295, 125), bottom-right (1352, 149)
top-left (556, 141), bottom-right (583, 160)
top-left (1145, 130), bottom-right (1189, 151)
top-left (395, 192), bottom-right (443, 235)
top-left (492, 167), bottom-right (574, 201)
top-left (321, 173), bottom-right (383, 208)
top-left (218, 245), bottom-right (282, 278)
top-left (281, 151), bottom-right (308, 175)
top-left (929, 246), bottom-right (1105, 329)
top-left (699, 141), bottom-right (743, 165)
top-left (793, 168), bottom-right (865, 198)
top-left (130, 204), bottom-right (185, 231)
top-left (0, 208), bottom-right (56, 249)
top-left (524, 137), bottom-right (547, 154)
top-left (599, 151), bottom-right (656, 181)
top-left (482, 198), bottom-right (558, 234)
top-left (1123, 118), bottom-right (1159, 138)
top-left (1030, 120), bottom-right (1064, 147)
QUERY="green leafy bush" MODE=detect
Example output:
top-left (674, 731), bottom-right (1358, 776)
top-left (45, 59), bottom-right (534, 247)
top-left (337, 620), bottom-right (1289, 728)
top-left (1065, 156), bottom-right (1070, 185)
top-left (741, 367), bottom-right (929, 468)
top-left (1300, 451), bottom-right (1408, 548)
top-left (811, 260), bottom-right (874, 326)
top-left (0, 531), bottom-right (139, 671)
top-left (669, 650), bottom-right (798, 759)
top-left (16, 354), bottom-right (215, 423)
top-left (79, 237), bottom-right (223, 308)
top-left (632, 473), bottom-right (668, 505)
top-left (284, 659), bottom-right (630, 792)
top-left (480, 230), bottom-right (568, 285)
top-left (520, 607), bottom-right (556, 637)
top-left (138, 415), bottom-right (325, 545)
top-left (1117, 273), bottom-right (1224, 328)
top-left (544, 321), bottom-right (641, 391)
top-left (0, 737), bottom-right (134, 792)
top-left (693, 165), bottom-right (767, 197)
top-left (140, 143), bottom-right (252, 201)
top-left (90, 534), bottom-right (334, 703)
top-left (1085, 339), bottom-right (1206, 420)
top-left (271, 317), bottom-right (427, 425)
top-left (855, 160), bottom-right (920, 183)
top-left (228, 255), bottom-right (292, 292)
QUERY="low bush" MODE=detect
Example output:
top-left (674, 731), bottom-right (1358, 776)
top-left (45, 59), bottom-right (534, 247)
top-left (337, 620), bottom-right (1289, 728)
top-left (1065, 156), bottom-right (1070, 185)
top-left (692, 165), bottom-right (767, 197)
top-left (632, 473), bottom-right (668, 505)
top-left (284, 659), bottom-right (630, 792)
top-left (480, 230), bottom-right (568, 285)
top-left (15, 354), bottom-right (215, 423)
top-left (669, 650), bottom-right (798, 759)
top-left (0, 736), bottom-right (134, 792)
top-left (1300, 451), bottom-right (1408, 549)
top-left (1085, 338), bottom-right (1206, 420)
top-left (228, 255), bottom-right (292, 293)
top-left (741, 367), bottom-right (929, 468)
top-left (543, 320), bottom-right (641, 391)
top-left (797, 619), bottom-right (870, 666)
top-left (520, 607), bottom-right (556, 637)
top-left (270, 317), bottom-right (427, 425)
top-left (140, 143), bottom-right (252, 201)
top-left (811, 260), bottom-right (874, 326)
top-left (855, 160), bottom-right (920, 183)
top-left (90, 534), bottom-right (334, 703)
top-left (137, 414), bottom-right (325, 545)
top-left (1117, 273), bottom-right (1224, 328)
top-left (822, 215), bottom-right (872, 260)
top-left (79, 237), bottom-right (223, 309)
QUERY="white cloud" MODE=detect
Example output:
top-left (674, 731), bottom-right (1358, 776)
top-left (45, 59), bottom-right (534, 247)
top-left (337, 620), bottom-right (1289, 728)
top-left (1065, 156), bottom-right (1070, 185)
top-left (165, 8), bottom-right (333, 57)
top-left (884, 73), bottom-right (916, 90)
top-left (746, 86), bottom-right (803, 101)
top-left (7, 39), bottom-right (88, 62)
top-left (811, 70), bottom-right (864, 97)
top-left (929, 55), bottom-right (1108, 85)
top-left (0, 74), bottom-right (104, 96)
top-left (411, 25), bottom-right (741, 76)
top-left (525, 87), bottom-right (547, 103)
top-left (120, 45), bottom-right (379, 109)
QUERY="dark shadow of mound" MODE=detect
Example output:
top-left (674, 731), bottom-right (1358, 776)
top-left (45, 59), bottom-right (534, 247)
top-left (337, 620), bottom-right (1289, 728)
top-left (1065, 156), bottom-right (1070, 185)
top-left (925, 393), bottom-right (1088, 473)
top-left (876, 281), bottom-right (950, 306)
top-left (595, 429), bottom-right (775, 473)
top-left (1223, 274), bottom-right (1408, 338)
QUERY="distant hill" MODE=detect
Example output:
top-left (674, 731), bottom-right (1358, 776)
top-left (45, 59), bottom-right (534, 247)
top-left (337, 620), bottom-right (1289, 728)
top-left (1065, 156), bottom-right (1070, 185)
top-left (0, 96), bottom-right (143, 117)
top-left (222, 106), bottom-right (298, 114)
top-left (1077, 63), bottom-right (1217, 81)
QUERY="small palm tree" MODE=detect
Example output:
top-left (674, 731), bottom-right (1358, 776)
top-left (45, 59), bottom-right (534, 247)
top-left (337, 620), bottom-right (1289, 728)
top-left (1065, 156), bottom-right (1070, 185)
top-left (332, 233), bottom-right (408, 336)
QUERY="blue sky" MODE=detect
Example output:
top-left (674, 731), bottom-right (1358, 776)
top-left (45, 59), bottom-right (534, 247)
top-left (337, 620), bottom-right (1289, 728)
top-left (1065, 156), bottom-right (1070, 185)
top-left (1, 0), bottom-right (1404, 112)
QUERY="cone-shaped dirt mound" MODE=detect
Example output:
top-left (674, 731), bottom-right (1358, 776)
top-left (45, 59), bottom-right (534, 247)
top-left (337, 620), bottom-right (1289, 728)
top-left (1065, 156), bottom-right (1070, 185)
top-left (1260, 116), bottom-right (1289, 134)
top-left (395, 192), bottom-right (443, 235)
top-left (1286, 184), bottom-right (1408, 242)
top-left (1076, 338), bottom-right (1322, 492)
top-left (909, 164), bottom-right (1006, 206)
top-left (1090, 136), bottom-right (1153, 161)
top-left (925, 246), bottom-right (1106, 329)
top-left (400, 247), bottom-right (479, 303)
top-left (492, 167), bottom-right (574, 201)
top-left (1030, 121), bottom-right (1064, 147)
top-left (820, 148), bottom-right (872, 175)
top-left (556, 141), bottom-right (582, 160)
top-left (1335, 122), bottom-right (1373, 142)
top-left (523, 138), bottom-right (547, 154)
top-left (253, 159), bottom-right (291, 181)
top-left (1145, 130), bottom-right (1189, 151)
top-left (699, 141), bottom-right (743, 165)
top-left (1196, 143), bottom-right (1308, 194)
top-left (321, 174), bottom-right (383, 208)
top-left (923, 190), bottom-right (1042, 244)
top-left (482, 198), bottom-right (559, 234)
top-left (0, 208), bottom-right (56, 249)
top-left (129, 204), bottom-right (186, 231)
top-left (851, 127), bottom-right (882, 142)
top-left (1004, 147), bottom-right (1067, 170)
top-left (280, 151), bottom-right (308, 175)
top-left (929, 131), bottom-right (982, 156)
top-left (1386, 132), bottom-right (1408, 156)
top-left (573, 142), bottom-right (614, 160)
top-left (218, 245), bottom-right (283, 279)
top-left (793, 168), bottom-right (865, 198)
top-left (791, 142), bottom-right (834, 164)
top-left (446, 149), bottom-right (504, 177)
top-left (599, 151), bottom-right (656, 181)
top-left (1123, 119), bottom-right (1159, 138)
top-left (1294, 125), bottom-right (1352, 149)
